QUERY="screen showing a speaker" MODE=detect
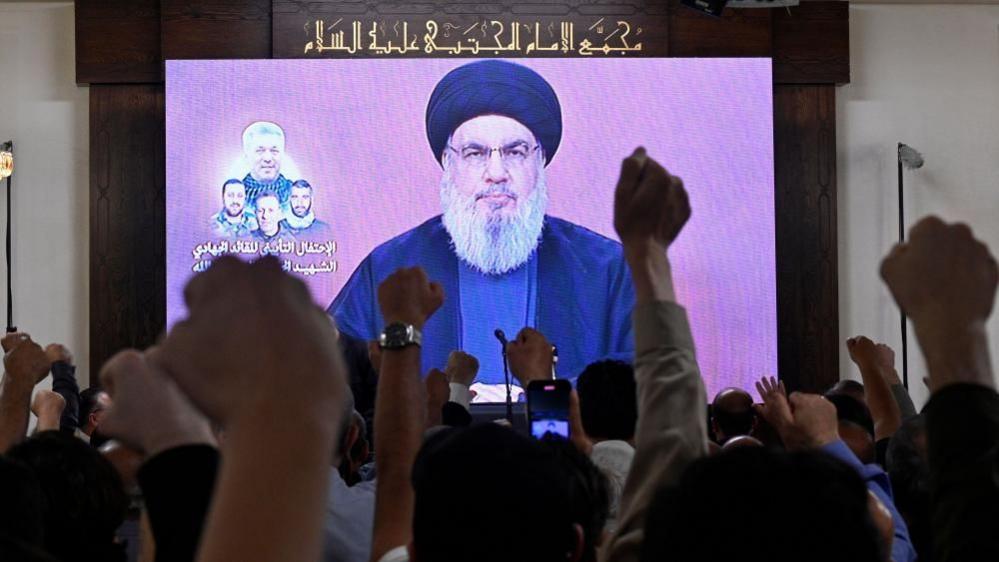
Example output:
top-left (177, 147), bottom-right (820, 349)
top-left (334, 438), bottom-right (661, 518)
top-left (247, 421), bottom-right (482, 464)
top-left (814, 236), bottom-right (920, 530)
top-left (166, 58), bottom-right (776, 400)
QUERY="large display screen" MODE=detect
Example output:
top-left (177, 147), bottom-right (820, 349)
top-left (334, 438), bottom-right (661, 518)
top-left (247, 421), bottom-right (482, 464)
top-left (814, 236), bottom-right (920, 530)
top-left (166, 58), bottom-right (776, 400)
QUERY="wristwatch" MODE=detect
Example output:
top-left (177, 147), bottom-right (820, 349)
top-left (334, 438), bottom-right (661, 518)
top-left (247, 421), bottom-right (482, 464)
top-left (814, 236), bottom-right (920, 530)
top-left (379, 322), bottom-right (422, 349)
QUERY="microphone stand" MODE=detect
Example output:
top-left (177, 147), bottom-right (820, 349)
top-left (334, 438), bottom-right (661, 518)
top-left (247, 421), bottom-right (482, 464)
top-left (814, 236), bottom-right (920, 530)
top-left (501, 342), bottom-right (513, 424)
top-left (494, 329), bottom-right (514, 424)
top-left (897, 153), bottom-right (908, 388)
top-left (896, 143), bottom-right (923, 390)
top-left (1, 141), bottom-right (14, 333)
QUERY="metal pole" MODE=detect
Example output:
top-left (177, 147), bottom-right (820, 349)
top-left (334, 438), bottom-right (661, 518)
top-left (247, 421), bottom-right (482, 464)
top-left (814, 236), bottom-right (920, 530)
top-left (897, 146), bottom-right (908, 389)
top-left (6, 172), bottom-right (13, 333)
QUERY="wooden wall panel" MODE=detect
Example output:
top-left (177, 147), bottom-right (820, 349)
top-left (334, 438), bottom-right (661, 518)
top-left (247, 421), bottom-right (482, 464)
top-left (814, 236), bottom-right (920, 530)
top-left (773, 1), bottom-right (850, 85)
top-left (76, 0), bottom-right (161, 84)
top-left (668, 0), bottom-right (771, 57)
top-left (90, 86), bottom-right (166, 382)
top-left (774, 85), bottom-right (839, 393)
top-left (162, 0), bottom-right (272, 60)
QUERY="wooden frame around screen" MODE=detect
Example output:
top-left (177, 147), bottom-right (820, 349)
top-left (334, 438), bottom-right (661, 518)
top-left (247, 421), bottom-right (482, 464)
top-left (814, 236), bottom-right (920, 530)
top-left (77, 0), bottom-right (846, 393)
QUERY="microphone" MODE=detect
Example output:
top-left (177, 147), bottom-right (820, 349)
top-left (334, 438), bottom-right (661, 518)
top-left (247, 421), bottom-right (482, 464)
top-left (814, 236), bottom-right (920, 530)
top-left (495, 328), bottom-right (513, 424)
top-left (494, 329), bottom-right (508, 347)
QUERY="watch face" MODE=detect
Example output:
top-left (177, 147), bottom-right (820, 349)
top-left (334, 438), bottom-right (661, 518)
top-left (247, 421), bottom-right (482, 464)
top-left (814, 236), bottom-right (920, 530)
top-left (384, 323), bottom-right (409, 341)
top-left (381, 323), bottom-right (413, 348)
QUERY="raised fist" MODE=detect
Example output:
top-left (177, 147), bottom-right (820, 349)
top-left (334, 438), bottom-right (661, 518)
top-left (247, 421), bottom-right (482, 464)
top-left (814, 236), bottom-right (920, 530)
top-left (786, 392), bottom-right (840, 449)
top-left (31, 389), bottom-right (65, 416)
top-left (149, 256), bottom-right (347, 428)
top-left (377, 267), bottom-right (444, 330)
top-left (31, 389), bottom-right (66, 431)
top-left (881, 217), bottom-right (998, 333)
top-left (100, 350), bottom-right (215, 457)
top-left (445, 351), bottom-right (479, 387)
top-left (874, 343), bottom-right (895, 372)
top-left (44, 344), bottom-right (74, 366)
top-left (506, 328), bottom-right (554, 387)
top-left (846, 336), bottom-right (879, 370)
top-left (613, 147), bottom-right (691, 249)
top-left (3, 334), bottom-right (51, 388)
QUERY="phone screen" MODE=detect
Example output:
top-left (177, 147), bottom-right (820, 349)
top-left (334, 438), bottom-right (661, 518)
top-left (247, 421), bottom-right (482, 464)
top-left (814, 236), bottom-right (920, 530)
top-left (527, 380), bottom-right (571, 439)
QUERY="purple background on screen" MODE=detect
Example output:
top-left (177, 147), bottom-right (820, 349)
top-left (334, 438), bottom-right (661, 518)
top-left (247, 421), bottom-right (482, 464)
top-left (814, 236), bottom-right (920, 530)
top-left (166, 58), bottom-right (776, 399)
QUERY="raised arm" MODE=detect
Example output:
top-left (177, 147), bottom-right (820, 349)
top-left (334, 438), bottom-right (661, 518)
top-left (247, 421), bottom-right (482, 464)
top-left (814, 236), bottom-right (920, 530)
top-left (151, 256), bottom-right (348, 562)
top-left (370, 267), bottom-right (443, 562)
top-left (846, 336), bottom-right (903, 440)
top-left (0, 333), bottom-right (52, 451)
top-left (755, 380), bottom-right (916, 562)
top-left (99, 350), bottom-right (217, 562)
top-left (879, 216), bottom-right (999, 561)
top-left (606, 148), bottom-right (707, 562)
top-left (45, 343), bottom-right (81, 433)
top-left (30, 389), bottom-right (66, 433)
top-left (873, 343), bottom-right (918, 419)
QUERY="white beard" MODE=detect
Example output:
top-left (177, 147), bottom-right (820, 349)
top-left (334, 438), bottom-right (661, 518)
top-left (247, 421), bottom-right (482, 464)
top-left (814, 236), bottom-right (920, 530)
top-left (440, 158), bottom-right (548, 276)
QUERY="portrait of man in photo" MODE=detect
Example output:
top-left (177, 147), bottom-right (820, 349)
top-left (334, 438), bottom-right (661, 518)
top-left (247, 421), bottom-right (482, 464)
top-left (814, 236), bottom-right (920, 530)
top-left (242, 121), bottom-right (294, 213)
top-left (282, 179), bottom-right (332, 240)
top-left (250, 190), bottom-right (297, 244)
top-left (210, 178), bottom-right (258, 238)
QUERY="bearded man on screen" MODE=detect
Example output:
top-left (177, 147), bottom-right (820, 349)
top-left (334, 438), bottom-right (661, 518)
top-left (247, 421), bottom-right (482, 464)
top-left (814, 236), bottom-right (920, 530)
top-left (329, 60), bottom-right (635, 392)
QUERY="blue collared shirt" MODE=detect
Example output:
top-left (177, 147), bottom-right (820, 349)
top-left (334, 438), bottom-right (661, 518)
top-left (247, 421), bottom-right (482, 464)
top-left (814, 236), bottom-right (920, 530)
top-left (821, 440), bottom-right (918, 562)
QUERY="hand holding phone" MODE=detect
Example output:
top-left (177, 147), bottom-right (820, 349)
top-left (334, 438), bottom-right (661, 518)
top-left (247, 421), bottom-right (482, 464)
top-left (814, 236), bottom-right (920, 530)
top-left (526, 379), bottom-right (571, 439)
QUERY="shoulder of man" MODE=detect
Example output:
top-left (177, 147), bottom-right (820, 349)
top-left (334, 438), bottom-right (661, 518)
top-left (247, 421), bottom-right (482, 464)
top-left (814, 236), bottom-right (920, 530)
top-left (541, 216), bottom-right (626, 267)
top-left (366, 215), bottom-right (448, 263)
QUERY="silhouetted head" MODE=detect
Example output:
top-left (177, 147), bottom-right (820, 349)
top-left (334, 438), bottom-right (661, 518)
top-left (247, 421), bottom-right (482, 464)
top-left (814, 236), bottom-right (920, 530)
top-left (711, 387), bottom-right (756, 443)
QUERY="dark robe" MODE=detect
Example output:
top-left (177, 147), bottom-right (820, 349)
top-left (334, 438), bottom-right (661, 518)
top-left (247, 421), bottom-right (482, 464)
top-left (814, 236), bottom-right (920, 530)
top-left (328, 215), bottom-right (635, 382)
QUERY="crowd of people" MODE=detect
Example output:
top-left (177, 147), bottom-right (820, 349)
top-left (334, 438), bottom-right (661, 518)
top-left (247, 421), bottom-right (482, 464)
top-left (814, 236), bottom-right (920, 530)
top-left (1, 147), bottom-right (997, 562)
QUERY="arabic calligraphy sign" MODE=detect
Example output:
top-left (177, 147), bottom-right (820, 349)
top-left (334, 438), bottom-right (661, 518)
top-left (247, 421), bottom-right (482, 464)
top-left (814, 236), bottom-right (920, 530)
top-left (272, 3), bottom-right (669, 58)
top-left (300, 17), bottom-right (645, 57)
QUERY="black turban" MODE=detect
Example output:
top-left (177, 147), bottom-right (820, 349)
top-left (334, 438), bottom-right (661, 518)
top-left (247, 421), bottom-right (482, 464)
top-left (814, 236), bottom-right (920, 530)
top-left (426, 60), bottom-right (562, 167)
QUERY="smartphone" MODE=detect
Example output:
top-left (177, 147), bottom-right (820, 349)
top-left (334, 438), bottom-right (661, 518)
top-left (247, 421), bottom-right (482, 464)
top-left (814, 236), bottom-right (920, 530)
top-left (526, 379), bottom-right (571, 439)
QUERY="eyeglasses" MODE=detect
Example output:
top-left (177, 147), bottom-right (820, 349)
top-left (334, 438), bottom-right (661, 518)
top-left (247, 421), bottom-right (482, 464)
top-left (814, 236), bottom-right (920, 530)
top-left (447, 142), bottom-right (539, 168)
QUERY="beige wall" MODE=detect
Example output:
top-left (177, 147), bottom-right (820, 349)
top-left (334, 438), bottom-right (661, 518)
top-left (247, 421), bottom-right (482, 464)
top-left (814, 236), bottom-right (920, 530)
top-left (838, 3), bottom-right (999, 407)
top-left (0, 2), bottom-right (89, 406)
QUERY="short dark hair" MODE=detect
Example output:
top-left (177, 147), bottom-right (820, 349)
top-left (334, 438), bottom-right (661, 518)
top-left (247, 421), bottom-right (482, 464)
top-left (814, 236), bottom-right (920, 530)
top-left (642, 447), bottom-right (883, 562)
top-left (78, 387), bottom-right (105, 429)
top-left (0, 456), bottom-right (44, 547)
top-left (538, 438), bottom-right (610, 562)
top-left (576, 360), bottom-right (637, 441)
top-left (290, 179), bottom-right (313, 191)
top-left (412, 424), bottom-right (585, 562)
top-left (831, 379), bottom-right (865, 396)
top-left (221, 178), bottom-right (245, 197)
top-left (254, 189), bottom-right (280, 205)
top-left (7, 432), bottom-right (128, 562)
top-left (825, 392), bottom-right (875, 437)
